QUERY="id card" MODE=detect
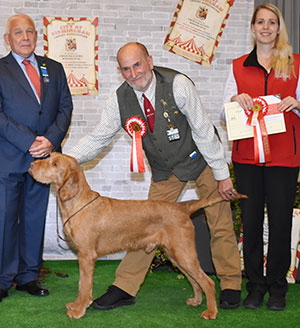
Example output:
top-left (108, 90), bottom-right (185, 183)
top-left (166, 127), bottom-right (180, 141)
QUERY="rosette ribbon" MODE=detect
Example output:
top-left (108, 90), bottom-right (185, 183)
top-left (125, 116), bottom-right (147, 173)
top-left (244, 97), bottom-right (271, 163)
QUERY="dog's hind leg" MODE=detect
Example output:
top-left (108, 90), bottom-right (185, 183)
top-left (66, 251), bottom-right (97, 319)
top-left (164, 248), bottom-right (203, 306)
top-left (163, 238), bottom-right (218, 319)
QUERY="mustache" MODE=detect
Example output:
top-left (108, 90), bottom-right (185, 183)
top-left (130, 75), bottom-right (142, 82)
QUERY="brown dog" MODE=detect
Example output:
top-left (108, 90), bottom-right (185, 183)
top-left (29, 152), bottom-right (246, 320)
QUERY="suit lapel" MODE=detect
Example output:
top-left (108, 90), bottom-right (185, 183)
top-left (4, 53), bottom-right (40, 104)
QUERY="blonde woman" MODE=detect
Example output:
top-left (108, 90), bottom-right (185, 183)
top-left (223, 3), bottom-right (300, 311)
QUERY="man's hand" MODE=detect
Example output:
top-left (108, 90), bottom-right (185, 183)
top-left (218, 177), bottom-right (237, 201)
top-left (29, 136), bottom-right (54, 158)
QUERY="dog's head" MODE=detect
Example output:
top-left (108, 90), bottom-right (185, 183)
top-left (29, 152), bottom-right (81, 201)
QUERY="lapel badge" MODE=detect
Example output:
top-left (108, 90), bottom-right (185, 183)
top-left (40, 64), bottom-right (50, 83)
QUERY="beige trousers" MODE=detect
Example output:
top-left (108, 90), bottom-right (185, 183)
top-left (114, 166), bottom-right (242, 295)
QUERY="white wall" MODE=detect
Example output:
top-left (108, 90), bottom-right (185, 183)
top-left (0, 0), bottom-right (254, 259)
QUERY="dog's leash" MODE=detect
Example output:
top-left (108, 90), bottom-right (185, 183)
top-left (56, 194), bottom-right (101, 242)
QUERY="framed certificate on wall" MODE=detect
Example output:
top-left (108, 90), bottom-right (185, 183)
top-left (44, 17), bottom-right (98, 95)
top-left (163, 0), bottom-right (234, 66)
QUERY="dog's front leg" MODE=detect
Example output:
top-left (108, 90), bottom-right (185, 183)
top-left (66, 252), bottom-right (96, 319)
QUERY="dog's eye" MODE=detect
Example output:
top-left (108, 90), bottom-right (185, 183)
top-left (52, 161), bottom-right (57, 167)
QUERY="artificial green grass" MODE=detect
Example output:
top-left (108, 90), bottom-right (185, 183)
top-left (0, 260), bottom-right (299, 327)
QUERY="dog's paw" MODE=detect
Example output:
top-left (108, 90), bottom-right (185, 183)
top-left (66, 307), bottom-right (86, 319)
top-left (200, 309), bottom-right (218, 320)
top-left (66, 302), bottom-right (76, 310)
top-left (186, 296), bottom-right (202, 306)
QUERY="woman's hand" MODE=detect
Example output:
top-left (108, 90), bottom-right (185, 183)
top-left (277, 96), bottom-right (300, 112)
top-left (231, 93), bottom-right (253, 110)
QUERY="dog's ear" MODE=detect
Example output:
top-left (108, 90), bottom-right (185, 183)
top-left (58, 168), bottom-right (80, 201)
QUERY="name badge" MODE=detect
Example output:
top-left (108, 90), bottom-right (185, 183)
top-left (40, 65), bottom-right (50, 83)
top-left (166, 127), bottom-right (180, 142)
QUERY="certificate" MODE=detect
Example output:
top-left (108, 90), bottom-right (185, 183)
top-left (225, 95), bottom-right (286, 141)
top-left (44, 17), bottom-right (98, 95)
top-left (163, 0), bottom-right (235, 66)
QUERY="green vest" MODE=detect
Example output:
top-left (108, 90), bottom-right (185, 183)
top-left (117, 66), bottom-right (207, 182)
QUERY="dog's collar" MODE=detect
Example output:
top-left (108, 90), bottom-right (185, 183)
top-left (56, 194), bottom-right (101, 242)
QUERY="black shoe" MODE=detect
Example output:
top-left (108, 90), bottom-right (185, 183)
top-left (0, 289), bottom-right (8, 302)
top-left (243, 291), bottom-right (265, 309)
top-left (16, 280), bottom-right (49, 296)
top-left (267, 294), bottom-right (286, 311)
top-left (93, 285), bottom-right (135, 310)
top-left (219, 289), bottom-right (241, 309)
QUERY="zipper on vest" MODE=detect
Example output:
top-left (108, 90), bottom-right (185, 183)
top-left (293, 125), bottom-right (297, 154)
top-left (264, 71), bottom-right (270, 95)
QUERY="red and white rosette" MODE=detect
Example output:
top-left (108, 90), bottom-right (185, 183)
top-left (292, 244), bottom-right (300, 282)
top-left (125, 116), bottom-right (147, 173)
top-left (244, 97), bottom-right (271, 163)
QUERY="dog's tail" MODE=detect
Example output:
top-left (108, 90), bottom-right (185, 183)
top-left (184, 193), bottom-right (247, 215)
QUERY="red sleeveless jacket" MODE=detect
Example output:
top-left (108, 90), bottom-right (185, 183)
top-left (231, 48), bottom-right (300, 167)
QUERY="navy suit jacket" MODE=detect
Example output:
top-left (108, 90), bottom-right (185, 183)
top-left (0, 52), bottom-right (73, 173)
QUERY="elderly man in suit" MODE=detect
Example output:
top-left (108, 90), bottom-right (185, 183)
top-left (0, 14), bottom-right (73, 302)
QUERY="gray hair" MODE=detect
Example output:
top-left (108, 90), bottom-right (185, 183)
top-left (5, 14), bottom-right (36, 34)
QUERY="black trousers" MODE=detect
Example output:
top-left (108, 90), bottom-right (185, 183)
top-left (233, 162), bottom-right (299, 296)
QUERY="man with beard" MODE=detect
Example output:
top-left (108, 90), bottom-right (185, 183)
top-left (68, 42), bottom-right (242, 310)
